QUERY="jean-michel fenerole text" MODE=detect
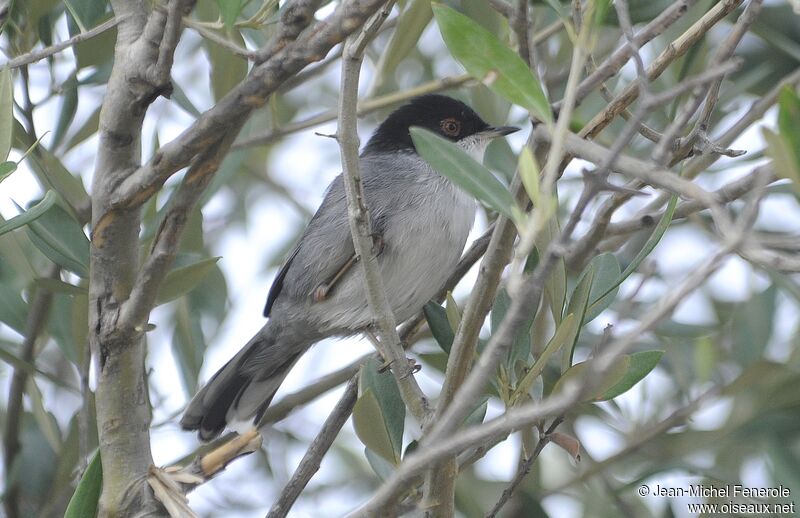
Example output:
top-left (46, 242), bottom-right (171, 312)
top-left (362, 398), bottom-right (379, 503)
top-left (652, 484), bottom-right (791, 499)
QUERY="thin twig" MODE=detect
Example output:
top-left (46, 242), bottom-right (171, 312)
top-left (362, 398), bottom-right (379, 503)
top-left (4, 17), bottom-right (121, 68)
top-left (351, 244), bottom-right (732, 516)
top-left (335, 1), bottom-right (431, 425)
top-left (233, 74), bottom-right (472, 149)
top-left (111, 0), bottom-right (390, 210)
top-left (3, 267), bottom-right (57, 518)
top-left (183, 17), bottom-right (257, 60)
top-left (560, 0), bottom-right (699, 110)
top-left (545, 384), bottom-right (722, 495)
top-left (671, 0), bottom-right (763, 161)
top-left (579, 0), bottom-right (744, 141)
top-left (266, 376), bottom-right (359, 518)
top-left (485, 417), bottom-right (564, 518)
top-left (257, 355), bottom-right (366, 425)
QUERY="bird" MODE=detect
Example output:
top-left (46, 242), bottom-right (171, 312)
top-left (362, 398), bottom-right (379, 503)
top-left (181, 94), bottom-right (519, 441)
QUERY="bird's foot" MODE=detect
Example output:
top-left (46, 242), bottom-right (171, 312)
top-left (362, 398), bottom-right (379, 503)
top-left (378, 356), bottom-right (421, 375)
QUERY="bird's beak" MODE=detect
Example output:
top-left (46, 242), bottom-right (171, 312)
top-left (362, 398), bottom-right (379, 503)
top-left (483, 126), bottom-right (520, 138)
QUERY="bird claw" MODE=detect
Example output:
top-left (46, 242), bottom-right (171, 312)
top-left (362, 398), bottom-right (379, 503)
top-left (377, 357), bottom-right (421, 374)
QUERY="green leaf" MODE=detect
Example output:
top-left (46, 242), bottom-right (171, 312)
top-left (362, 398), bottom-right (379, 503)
top-left (410, 127), bottom-right (521, 222)
top-left (48, 293), bottom-right (81, 364)
top-left (463, 397), bottom-right (489, 427)
top-left (34, 277), bottom-right (87, 296)
top-left (599, 350), bottom-right (664, 400)
top-left (0, 341), bottom-right (75, 388)
top-left (26, 145), bottom-right (90, 213)
top-left (171, 297), bottom-right (206, 394)
top-left (432, 3), bottom-right (551, 124)
top-left (445, 291), bottom-right (461, 331)
top-left (26, 199), bottom-right (90, 277)
top-left (0, 282), bottom-right (29, 335)
top-left (64, 106), bottom-right (101, 151)
top-left (217, 0), bottom-right (242, 29)
top-left (364, 447), bottom-right (395, 481)
top-left (538, 217), bottom-right (566, 325)
top-left (519, 147), bottom-right (541, 206)
top-left (370, 0), bottom-right (433, 94)
top-left (732, 285), bottom-right (776, 365)
top-left (552, 356), bottom-right (630, 401)
top-left (64, 450), bottom-right (102, 518)
top-left (423, 301), bottom-right (455, 353)
top-left (52, 75), bottom-right (79, 149)
top-left (0, 190), bottom-right (57, 237)
top-left (26, 379), bottom-right (62, 452)
top-left (583, 253), bottom-right (621, 323)
top-left (492, 288), bottom-right (534, 375)
top-left (764, 128), bottom-right (800, 193)
top-left (156, 256), bottom-right (221, 305)
top-left (0, 67), bottom-right (12, 162)
top-left (561, 264), bottom-right (595, 371)
top-left (778, 87), bottom-right (800, 152)
top-left (0, 160), bottom-right (17, 183)
top-left (512, 313), bottom-right (576, 403)
top-left (590, 194), bottom-right (678, 306)
top-left (353, 390), bottom-right (397, 464)
top-left (206, 31), bottom-right (249, 101)
top-left (354, 358), bottom-right (406, 464)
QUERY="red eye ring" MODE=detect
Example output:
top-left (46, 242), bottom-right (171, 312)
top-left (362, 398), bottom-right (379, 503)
top-left (440, 117), bottom-right (461, 137)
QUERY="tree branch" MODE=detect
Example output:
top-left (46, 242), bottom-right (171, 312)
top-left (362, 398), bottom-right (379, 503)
top-left (2, 267), bottom-right (57, 518)
top-left (111, 0), bottom-right (390, 210)
top-left (266, 376), bottom-right (359, 518)
top-left (352, 242), bottom-right (732, 516)
top-left (4, 17), bottom-right (121, 68)
top-left (232, 74), bottom-right (472, 150)
top-left (336, 1), bottom-right (432, 425)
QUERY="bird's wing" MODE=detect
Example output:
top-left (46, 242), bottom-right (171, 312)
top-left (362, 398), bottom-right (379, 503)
top-left (263, 243), bottom-right (301, 317)
top-left (264, 174), bottom-right (388, 316)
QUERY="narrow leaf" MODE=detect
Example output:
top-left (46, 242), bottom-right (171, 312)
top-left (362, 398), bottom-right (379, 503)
top-left (34, 277), bottom-right (87, 296)
top-left (64, 450), bottom-right (102, 518)
top-left (584, 253), bottom-right (621, 322)
top-left (764, 127), bottom-right (800, 195)
top-left (0, 190), bottom-right (57, 237)
top-left (552, 356), bottom-right (630, 401)
top-left (423, 301), bottom-right (454, 353)
top-left (26, 199), bottom-right (90, 277)
top-left (156, 256), bottom-right (221, 305)
top-left (512, 313), bottom-right (576, 404)
top-left (217, 0), bottom-right (242, 29)
top-left (445, 291), bottom-right (461, 331)
top-left (356, 358), bottom-right (405, 464)
top-left (432, 4), bottom-right (552, 123)
top-left (590, 194), bottom-right (678, 306)
top-left (519, 147), bottom-right (541, 205)
top-left (0, 283), bottom-right (28, 334)
top-left (0, 67), bottom-right (12, 162)
top-left (599, 350), bottom-right (664, 400)
top-left (353, 389), bottom-right (398, 464)
top-left (410, 126), bottom-right (520, 222)
top-left (562, 264), bottom-right (595, 371)
top-left (539, 217), bottom-right (566, 325)
top-left (0, 160), bottom-right (17, 183)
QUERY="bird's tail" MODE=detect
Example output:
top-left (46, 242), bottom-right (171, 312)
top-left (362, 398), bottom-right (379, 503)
top-left (180, 324), bottom-right (311, 441)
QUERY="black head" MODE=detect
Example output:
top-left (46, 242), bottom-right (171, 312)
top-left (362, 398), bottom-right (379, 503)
top-left (363, 94), bottom-right (518, 155)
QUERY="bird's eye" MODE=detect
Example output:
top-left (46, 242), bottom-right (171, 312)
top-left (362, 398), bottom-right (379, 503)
top-left (440, 118), bottom-right (461, 137)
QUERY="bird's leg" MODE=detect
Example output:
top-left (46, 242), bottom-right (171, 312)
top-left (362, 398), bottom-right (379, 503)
top-left (312, 232), bottom-right (384, 302)
top-left (364, 327), bottom-right (421, 375)
top-left (311, 254), bottom-right (359, 302)
top-left (370, 232), bottom-right (385, 257)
